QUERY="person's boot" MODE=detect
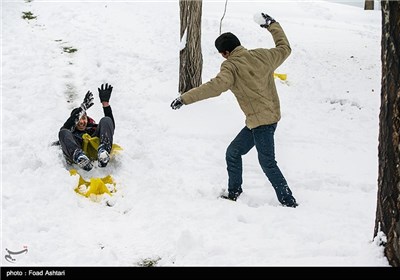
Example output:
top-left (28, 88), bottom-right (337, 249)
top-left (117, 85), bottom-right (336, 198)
top-left (220, 189), bottom-right (243, 201)
top-left (281, 197), bottom-right (298, 208)
top-left (73, 149), bottom-right (93, 171)
top-left (97, 144), bottom-right (110, 168)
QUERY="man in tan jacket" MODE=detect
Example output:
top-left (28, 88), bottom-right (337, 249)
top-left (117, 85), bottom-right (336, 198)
top-left (171, 13), bottom-right (297, 208)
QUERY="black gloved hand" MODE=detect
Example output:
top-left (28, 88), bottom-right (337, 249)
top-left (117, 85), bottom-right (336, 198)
top-left (171, 97), bottom-right (183, 110)
top-left (63, 107), bottom-right (83, 130)
top-left (81, 91), bottom-right (94, 111)
top-left (260, 13), bottom-right (276, 28)
top-left (98, 83), bottom-right (113, 102)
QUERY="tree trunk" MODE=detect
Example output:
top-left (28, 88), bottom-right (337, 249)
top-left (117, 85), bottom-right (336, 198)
top-left (179, 0), bottom-right (203, 94)
top-left (365, 0), bottom-right (374, 10)
top-left (374, 0), bottom-right (400, 267)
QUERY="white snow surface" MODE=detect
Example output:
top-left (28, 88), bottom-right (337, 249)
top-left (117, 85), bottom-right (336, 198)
top-left (1, 0), bottom-right (389, 266)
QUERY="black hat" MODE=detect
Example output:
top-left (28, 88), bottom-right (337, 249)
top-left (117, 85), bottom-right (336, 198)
top-left (215, 32), bottom-right (241, 53)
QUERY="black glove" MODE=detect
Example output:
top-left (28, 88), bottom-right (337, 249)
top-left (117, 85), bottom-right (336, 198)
top-left (171, 97), bottom-right (183, 110)
top-left (98, 83), bottom-right (113, 102)
top-left (81, 91), bottom-right (94, 111)
top-left (63, 107), bottom-right (83, 130)
top-left (260, 13), bottom-right (276, 28)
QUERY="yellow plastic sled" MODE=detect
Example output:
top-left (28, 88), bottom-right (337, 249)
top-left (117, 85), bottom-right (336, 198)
top-left (81, 133), bottom-right (122, 160)
top-left (69, 134), bottom-right (122, 202)
top-left (274, 73), bottom-right (287, 81)
top-left (70, 169), bottom-right (116, 202)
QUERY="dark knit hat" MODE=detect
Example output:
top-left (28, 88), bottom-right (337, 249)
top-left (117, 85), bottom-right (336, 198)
top-left (215, 32), bottom-right (241, 53)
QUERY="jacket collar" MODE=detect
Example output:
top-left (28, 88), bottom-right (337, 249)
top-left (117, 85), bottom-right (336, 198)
top-left (229, 46), bottom-right (246, 58)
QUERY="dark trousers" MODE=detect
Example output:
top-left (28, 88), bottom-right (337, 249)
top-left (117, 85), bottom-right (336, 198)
top-left (225, 123), bottom-right (295, 205)
top-left (58, 117), bottom-right (114, 162)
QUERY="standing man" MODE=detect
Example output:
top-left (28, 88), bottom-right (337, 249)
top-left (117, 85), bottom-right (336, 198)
top-left (170, 13), bottom-right (297, 207)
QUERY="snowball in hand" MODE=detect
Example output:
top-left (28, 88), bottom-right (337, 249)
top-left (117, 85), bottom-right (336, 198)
top-left (253, 13), bottom-right (266, 26)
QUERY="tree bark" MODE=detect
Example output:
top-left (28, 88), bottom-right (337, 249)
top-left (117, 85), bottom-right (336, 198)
top-left (374, 0), bottom-right (400, 267)
top-left (365, 0), bottom-right (374, 10)
top-left (179, 0), bottom-right (203, 94)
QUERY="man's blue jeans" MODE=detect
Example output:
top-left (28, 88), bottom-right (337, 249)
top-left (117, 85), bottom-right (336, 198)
top-left (225, 123), bottom-right (296, 205)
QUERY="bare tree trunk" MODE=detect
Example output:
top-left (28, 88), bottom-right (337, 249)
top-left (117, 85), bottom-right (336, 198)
top-left (374, 0), bottom-right (400, 267)
top-left (365, 0), bottom-right (374, 10)
top-left (179, 0), bottom-right (203, 94)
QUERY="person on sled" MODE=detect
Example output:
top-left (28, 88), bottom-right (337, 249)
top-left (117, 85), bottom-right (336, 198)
top-left (59, 83), bottom-right (114, 171)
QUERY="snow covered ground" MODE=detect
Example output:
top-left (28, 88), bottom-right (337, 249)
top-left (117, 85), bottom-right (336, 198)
top-left (2, 0), bottom-right (389, 266)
